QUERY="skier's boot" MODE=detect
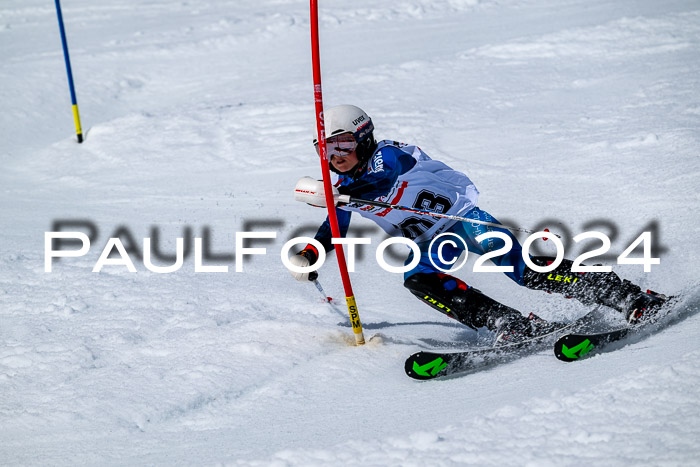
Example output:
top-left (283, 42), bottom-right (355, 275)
top-left (625, 289), bottom-right (669, 324)
top-left (403, 273), bottom-right (557, 341)
top-left (522, 256), bottom-right (667, 322)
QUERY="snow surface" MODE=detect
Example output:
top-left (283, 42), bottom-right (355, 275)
top-left (2, 0), bottom-right (700, 465)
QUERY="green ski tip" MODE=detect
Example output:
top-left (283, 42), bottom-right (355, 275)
top-left (561, 339), bottom-right (594, 360)
top-left (412, 357), bottom-right (448, 377)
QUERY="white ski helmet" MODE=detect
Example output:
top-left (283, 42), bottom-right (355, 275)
top-left (313, 104), bottom-right (377, 175)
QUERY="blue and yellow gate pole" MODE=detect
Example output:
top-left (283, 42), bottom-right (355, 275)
top-left (54, 0), bottom-right (83, 143)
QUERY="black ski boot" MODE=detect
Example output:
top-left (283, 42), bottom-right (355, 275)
top-left (522, 256), bottom-right (666, 322)
top-left (625, 289), bottom-right (669, 324)
top-left (403, 272), bottom-right (550, 339)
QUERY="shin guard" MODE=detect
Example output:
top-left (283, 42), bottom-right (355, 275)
top-left (522, 256), bottom-right (641, 312)
top-left (404, 273), bottom-right (532, 332)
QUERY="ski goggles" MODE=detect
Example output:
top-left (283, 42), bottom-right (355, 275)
top-left (314, 133), bottom-right (357, 158)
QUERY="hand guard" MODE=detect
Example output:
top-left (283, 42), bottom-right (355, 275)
top-left (288, 247), bottom-right (319, 282)
top-left (294, 176), bottom-right (350, 207)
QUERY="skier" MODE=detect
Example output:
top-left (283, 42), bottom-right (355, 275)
top-left (289, 104), bottom-right (665, 342)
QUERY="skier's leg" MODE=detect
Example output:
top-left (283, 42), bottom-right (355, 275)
top-left (401, 220), bottom-right (537, 334)
top-left (456, 207), bottom-right (665, 322)
top-left (452, 207), bottom-right (527, 285)
top-left (403, 271), bottom-right (536, 333)
top-left (521, 256), bottom-right (666, 322)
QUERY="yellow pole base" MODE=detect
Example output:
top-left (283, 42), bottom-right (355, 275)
top-left (345, 295), bottom-right (365, 345)
top-left (72, 104), bottom-right (83, 143)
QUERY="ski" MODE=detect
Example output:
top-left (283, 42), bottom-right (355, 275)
top-left (554, 291), bottom-right (674, 362)
top-left (405, 309), bottom-right (599, 380)
top-left (553, 328), bottom-right (630, 362)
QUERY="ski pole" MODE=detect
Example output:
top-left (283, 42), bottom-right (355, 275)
top-left (335, 194), bottom-right (561, 238)
top-left (313, 279), bottom-right (351, 321)
top-left (313, 278), bottom-right (331, 302)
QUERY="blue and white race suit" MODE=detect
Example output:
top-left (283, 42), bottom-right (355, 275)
top-left (313, 140), bottom-right (527, 285)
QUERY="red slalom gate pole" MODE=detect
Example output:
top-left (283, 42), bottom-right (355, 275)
top-left (309, 0), bottom-right (364, 345)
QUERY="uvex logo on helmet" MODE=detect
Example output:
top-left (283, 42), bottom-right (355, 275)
top-left (352, 115), bottom-right (365, 126)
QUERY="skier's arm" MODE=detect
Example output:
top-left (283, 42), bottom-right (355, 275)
top-left (312, 208), bottom-right (352, 253)
top-left (288, 209), bottom-right (350, 282)
top-left (338, 145), bottom-right (415, 199)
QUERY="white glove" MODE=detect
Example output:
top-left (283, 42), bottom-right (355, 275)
top-left (294, 176), bottom-right (350, 207)
top-left (288, 249), bottom-right (319, 281)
